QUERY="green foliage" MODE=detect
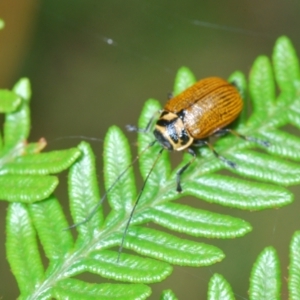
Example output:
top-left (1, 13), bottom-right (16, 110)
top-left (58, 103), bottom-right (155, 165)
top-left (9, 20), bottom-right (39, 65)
top-left (51, 279), bottom-right (152, 300)
top-left (3, 35), bottom-right (300, 299)
top-left (0, 18), bottom-right (4, 30)
top-left (0, 89), bottom-right (21, 112)
top-left (207, 274), bottom-right (235, 300)
top-left (0, 79), bottom-right (81, 203)
top-left (160, 289), bottom-right (179, 300)
top-left (206, 231), bottom-right (300, 299)
top-left (249, 247), bottom-right (281, 299)
top-left (149, 235), bottom-right (300, 299)
top-left (289, 231), bottom-right (300, 299)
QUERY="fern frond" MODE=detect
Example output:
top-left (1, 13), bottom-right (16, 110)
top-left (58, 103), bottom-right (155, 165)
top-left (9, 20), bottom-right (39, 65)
top-left (5, 36), bottom-right (300, 299)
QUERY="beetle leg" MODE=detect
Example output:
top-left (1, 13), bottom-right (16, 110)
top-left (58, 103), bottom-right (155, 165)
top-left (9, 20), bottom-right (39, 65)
top-left (212, 129), bottom-right (228, 137)
top-left (193, 137), bottom-right (237, 168)
top-left (176, 147), bottom-right (196, 193)
top-left (215, 129), bottom-right (270, 147)
top-left (126, 110), bottom-right (162, 133)
top-left (192, 139), bottom-right (207, 147)
top-left (204, 140), bottom-right (237, 169)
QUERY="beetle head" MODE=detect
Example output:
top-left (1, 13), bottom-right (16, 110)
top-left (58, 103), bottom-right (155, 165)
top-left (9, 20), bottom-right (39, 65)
top-left (154, 111), bottom-right (193, 151)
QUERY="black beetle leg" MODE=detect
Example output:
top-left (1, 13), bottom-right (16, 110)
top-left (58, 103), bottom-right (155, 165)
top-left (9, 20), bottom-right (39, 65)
top-left (176, 147), bottom-right (196, 193)
top-left (204, 140), bottom-right (237, 169)
top-left (215, 128), bottom-right (270, 147)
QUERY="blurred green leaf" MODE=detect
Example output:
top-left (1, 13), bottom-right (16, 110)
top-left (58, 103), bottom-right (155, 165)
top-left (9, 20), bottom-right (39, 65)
top-left (0, 18), bottom-right (5, 29)
top-left (0, 174), bottom-right (58, 202)
top-left (272, 36), bottom-right (300, 93)
top-left (289, 231), bottom-right (300, 299)
top-left (173, 66), bottom-right (196, 96)
top-left (143, 202), bottom-right (252, 238)
top-left (123, 227), bottom-right (224, 266)
top-left (0, 148), bottom-right (81, 175)
top-left (6, 203), bottom-right (44, 297)
top-left (185, 174), bottom-right (292, 210)
top-left (67, 250), bottom-right (172, 283)
top-left (0, 78), bottom-right (81, 203)
top-left (52, 279), bottom-right (151, 300)
top-left (68, 141), bottom-right (102, 242)
top-left (0, 89), bottom-right (21, 113)
top-left (2, 78), bottom-right (31, 155)
top-left (249, 247), bottom-right (281, 299)
top-left (104, 126), bottom-right (136, 212)
top-left (207, 231), bottom-right (300, 299)
top-left (29, 196), bottom-right (74, 260)
top-left (207, 273), bottom-right (235, 300)
top-left (160, 289), bottom-right (178, 300)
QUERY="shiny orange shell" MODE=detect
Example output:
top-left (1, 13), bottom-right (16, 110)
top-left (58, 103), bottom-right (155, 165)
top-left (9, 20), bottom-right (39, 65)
top-left (164, 77), bottom-right (243, 140)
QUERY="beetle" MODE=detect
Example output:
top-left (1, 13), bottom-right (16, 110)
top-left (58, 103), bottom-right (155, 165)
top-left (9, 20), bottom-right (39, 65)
top-left (154, 76), bottom-right (243, 151)
top-left (127, 76), bottom-right (245, 193)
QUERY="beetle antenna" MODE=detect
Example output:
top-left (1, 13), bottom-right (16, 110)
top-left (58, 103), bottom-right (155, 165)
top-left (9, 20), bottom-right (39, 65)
top-left (117, 147), bottom-right (164, 263)
top-left (66, 140), bottom-right (157, 230)
top-left (126, 110), bottom-right (161, 134)
top-left (51, 136), bottom-right (104, 143)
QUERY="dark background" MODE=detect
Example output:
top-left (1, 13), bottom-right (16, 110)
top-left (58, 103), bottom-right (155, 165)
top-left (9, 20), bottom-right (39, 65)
top-left (0, 1), bottom-right (300, 299)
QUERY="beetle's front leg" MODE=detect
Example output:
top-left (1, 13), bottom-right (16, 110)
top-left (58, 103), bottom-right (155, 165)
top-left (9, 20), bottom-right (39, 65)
top-left (176, 147), bottom-right (196, 193)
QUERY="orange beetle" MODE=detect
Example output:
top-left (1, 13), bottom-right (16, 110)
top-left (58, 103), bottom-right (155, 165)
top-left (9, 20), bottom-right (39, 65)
top-left (128, 77), bottom-right (244, 192)
top-left (154, 77), bottom-right (243, 151)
